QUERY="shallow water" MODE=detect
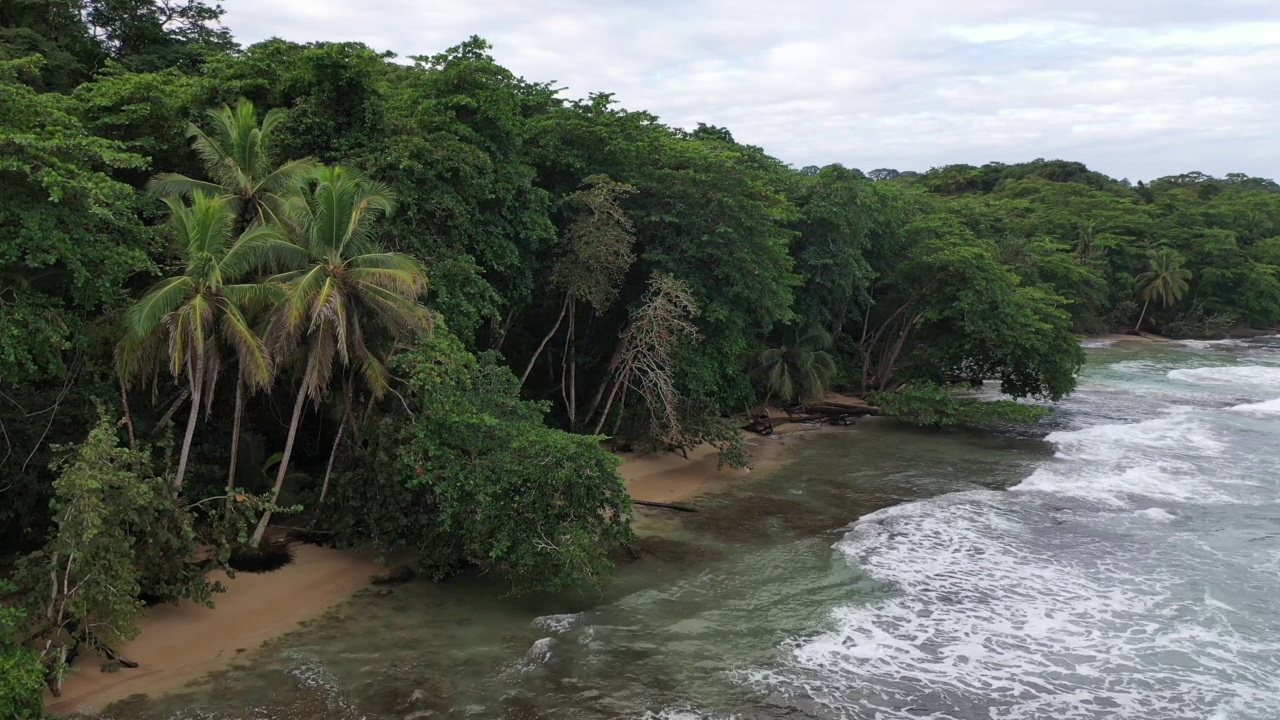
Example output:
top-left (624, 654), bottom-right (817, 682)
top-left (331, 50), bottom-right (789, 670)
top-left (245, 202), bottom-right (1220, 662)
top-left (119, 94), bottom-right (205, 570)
top-left (96, 338), bottom-right (1280, 720)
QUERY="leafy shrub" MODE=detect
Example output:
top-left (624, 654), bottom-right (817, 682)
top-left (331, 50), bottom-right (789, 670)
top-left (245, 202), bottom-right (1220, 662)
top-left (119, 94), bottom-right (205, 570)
top-left (324, 327), bottom-right (633, 594)
top-left (1163, 303), bottom-right (1236, 340)
top-left (871, 383), bottom-right (1050, 428)
top-left (0, 581), bottom-right (45, 720)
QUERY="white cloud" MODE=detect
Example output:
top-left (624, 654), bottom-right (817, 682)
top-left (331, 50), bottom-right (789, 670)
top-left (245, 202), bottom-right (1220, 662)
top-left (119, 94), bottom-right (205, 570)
top-left (218, 0), bottom-right (1280, 180)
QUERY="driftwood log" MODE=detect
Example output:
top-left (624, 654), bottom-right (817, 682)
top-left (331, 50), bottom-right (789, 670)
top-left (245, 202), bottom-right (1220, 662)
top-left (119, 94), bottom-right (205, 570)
top-left (744, 401), bottom-right (881, 433)
top-left (633, 499), bottom-right (697, 512)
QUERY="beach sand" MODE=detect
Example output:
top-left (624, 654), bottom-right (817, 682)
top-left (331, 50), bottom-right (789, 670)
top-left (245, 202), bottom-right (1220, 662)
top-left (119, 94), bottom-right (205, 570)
top-left (48, 544), bottom-right (386, 715)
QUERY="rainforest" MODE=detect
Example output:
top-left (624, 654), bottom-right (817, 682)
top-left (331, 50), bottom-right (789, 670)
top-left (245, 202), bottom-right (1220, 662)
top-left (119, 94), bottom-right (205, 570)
top-left (3, 2), bottom-right (1280, 716)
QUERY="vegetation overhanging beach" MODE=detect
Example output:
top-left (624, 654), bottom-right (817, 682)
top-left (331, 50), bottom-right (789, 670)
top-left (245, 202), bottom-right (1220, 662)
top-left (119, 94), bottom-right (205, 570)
top-left (2, 2), bottom-right (1280, 717)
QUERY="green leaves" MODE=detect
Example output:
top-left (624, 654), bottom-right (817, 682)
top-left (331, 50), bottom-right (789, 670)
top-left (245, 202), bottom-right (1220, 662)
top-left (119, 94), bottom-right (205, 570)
top-left (325, 327), bottom-right (632, 594)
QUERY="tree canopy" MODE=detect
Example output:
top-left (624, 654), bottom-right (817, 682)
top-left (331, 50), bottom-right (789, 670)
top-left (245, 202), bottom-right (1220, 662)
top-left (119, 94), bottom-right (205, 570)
top-left (3, 2), bottom-right (1279, 705)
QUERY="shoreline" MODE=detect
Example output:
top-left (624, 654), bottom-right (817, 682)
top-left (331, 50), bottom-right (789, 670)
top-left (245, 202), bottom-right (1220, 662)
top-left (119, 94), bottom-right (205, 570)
top-left (48, 420), bottom-right (836, 716)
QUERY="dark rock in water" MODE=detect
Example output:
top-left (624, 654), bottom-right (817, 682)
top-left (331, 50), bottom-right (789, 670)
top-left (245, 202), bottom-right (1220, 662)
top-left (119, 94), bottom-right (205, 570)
top-left (371, 564), bottom-right (415, 585)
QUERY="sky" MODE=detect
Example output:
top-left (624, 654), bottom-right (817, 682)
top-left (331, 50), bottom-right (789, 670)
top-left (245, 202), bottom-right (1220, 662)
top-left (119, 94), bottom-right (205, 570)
top-left (219, 0), bottom-right (1280, 181)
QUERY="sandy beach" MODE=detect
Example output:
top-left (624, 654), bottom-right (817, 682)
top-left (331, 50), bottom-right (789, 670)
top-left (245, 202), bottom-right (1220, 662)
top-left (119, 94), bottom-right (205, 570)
top-left (47, 544), bottom-right (386, 715)
top-left (47, 417), bottom-right (841, 715)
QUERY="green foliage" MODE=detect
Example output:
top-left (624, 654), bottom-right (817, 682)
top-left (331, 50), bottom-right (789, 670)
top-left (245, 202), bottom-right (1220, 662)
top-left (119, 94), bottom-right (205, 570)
top-left (327, 328), bottom-right (632, 594)
top-left (0, 581), bottom-right (45, 720)
top-left (756, 327), bottom-right (838, 406)
top-left (17, 408), bottom-right (220, 692)
top-left (0, 55), bottom-right (153, 385)
top-left (871, 384), bottom-right (1051, 428)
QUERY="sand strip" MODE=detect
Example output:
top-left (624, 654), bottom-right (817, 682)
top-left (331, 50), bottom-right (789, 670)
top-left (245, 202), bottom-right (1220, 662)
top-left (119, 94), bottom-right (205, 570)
top-left (48, 544), bottom-right (386, 715)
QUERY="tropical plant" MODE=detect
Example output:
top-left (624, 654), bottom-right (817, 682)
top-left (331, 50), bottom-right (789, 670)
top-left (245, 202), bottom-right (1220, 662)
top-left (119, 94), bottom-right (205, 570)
top-left (147, 99), bottom-right (316, 492)
top-left (1134, 248), bottom-right (1193, 331)
top-left (755, 326), bottom-right (837, 409)
top-left (249, 165), bottom-right (431, 547)
top-left (148, 98), bottom-right (316, 230)
top-left (116, 193), bottom-right (280, 493)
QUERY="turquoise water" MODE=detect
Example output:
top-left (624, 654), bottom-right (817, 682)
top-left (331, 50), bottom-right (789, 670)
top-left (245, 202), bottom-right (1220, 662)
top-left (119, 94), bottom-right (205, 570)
top-left (88, 338), bottom-right (1280, 719)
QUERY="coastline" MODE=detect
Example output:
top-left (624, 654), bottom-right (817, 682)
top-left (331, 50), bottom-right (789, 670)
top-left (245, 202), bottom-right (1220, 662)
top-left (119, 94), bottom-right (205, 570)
top-left (48, 420), bottom-right (835, 716)
top-left (1088, 332), bottom-right (1171, 344)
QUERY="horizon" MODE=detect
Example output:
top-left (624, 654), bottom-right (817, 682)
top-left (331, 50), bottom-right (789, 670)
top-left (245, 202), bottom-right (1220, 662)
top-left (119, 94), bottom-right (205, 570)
top-left (218, 0), bottom-right (1280, 184)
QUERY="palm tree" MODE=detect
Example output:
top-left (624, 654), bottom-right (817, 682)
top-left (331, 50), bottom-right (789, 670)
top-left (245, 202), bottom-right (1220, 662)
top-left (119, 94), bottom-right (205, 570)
top-left (755, 327), bottom-right (838, 412)
top-left (116, 193), bottom-right (280, 494)
top-left (1134, 248), bottom-right (1192, 332)
top-left (248, 166), bottom-right (431, 547)
top-left (148, 97), bottom-right (315, 493)
top-left (149, 98), bottom-right (315, 230)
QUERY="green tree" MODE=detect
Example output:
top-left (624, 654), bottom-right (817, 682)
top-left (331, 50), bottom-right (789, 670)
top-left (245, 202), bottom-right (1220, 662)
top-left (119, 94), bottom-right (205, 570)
top-left (325, 330), bottom-right (632, 594)
top-left (1134, 248), bottom-right (1192, 331)
top-left (250, 165), bottom-right (431, 547)
top-left (18, 409), bottom-right (216, 696)
top-left (148, 98), bottom-right (315, 493)
top-left (755, 327), bottom-right (837, 409)
top-left (149, 98), bottom-right (316, 231)
top-left (0, 581), bottom-right (44, 720)
top-left (116, 193), bottom-right (278, 494)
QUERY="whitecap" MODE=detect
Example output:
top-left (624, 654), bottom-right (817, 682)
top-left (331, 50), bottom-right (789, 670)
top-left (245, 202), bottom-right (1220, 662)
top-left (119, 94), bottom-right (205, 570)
top-left (1168, 366), bottom-right (1280, 391)
top-left (531, 612), bottom-right (580, 634)
top-left (754, 494), bottom-right (1280, 719)
top-left (1134, 507), bottom-right (1178, 522)
top-left (1228, 398), bottom-right (1280, 415)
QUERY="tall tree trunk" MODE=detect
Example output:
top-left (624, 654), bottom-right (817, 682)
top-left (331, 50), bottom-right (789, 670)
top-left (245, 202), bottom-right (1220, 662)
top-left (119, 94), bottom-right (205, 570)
top-left (593, 367), bottom-right (630, 436)
top-left (1134, 299), bottom-right (1150, 332)
top-left (520, 295), bottom-right (570, 386)
top-left (567, 304), bottom-right (577, 430)
top-left (119, 378), bottom-right (136, 449)
top-left (225, 377), bottom-right (245, 508)
top-left (249, 383), bottom-right (307, 548)
top-left (317, 412), bottom-right (347, 506)
top-left (583, 333), bottom-right (627, 427)
top-left (172, 355), bottom-right (204, 495)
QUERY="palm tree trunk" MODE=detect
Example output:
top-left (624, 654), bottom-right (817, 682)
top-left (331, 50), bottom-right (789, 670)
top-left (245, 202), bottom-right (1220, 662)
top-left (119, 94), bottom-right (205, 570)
top-left (225, 377), bottom-right (245, 508)
top-left (249, 383), bottom-right (308, 548)
top-left (172, 356), bottom-right (204, 495)
top-left (520, 295), bottom-right (570, 386)
top-left (1134, 299), bottom-right (1150, 332)
top-left (317, 412), bottom-right (347, 506)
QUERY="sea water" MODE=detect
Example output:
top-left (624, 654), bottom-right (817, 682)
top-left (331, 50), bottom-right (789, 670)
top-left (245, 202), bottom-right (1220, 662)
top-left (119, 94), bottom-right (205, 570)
top-left (91, 338), bottom-right (1280, 720)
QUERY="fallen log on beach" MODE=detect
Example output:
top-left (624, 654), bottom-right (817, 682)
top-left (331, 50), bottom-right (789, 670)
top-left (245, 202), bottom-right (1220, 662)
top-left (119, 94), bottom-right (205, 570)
top-left (633, 499), bottom-right (698, 512)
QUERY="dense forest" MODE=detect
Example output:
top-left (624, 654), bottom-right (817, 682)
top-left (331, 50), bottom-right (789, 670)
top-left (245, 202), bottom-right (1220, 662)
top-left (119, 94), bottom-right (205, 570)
top-left (3, 1), bottom-right (1279, 713)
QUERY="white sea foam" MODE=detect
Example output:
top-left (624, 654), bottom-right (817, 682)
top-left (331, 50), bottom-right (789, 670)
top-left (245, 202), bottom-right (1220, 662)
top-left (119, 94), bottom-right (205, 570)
top-left (1133, 507), bottom-right (1178, 522)
top-left (1081, 338), bottom-right (1116, 348)
top-left (1228, 397), bottom-right (1280, 415)
top-left (1168, 366), bottom-right (1280, 390)
top-left (752, 493), bottom-right (1280, 719)
top-left (531, 612), bottom-right (580, 634)
top-left (1008, 410), bottom-right (1233, 505)
top-left (525, 637), bottom-right (554, 664)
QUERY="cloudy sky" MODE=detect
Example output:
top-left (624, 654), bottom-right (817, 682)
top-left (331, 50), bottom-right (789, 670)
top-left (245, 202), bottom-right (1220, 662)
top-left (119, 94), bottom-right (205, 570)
top-left (220, 0), bottom-right (1280, 181)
